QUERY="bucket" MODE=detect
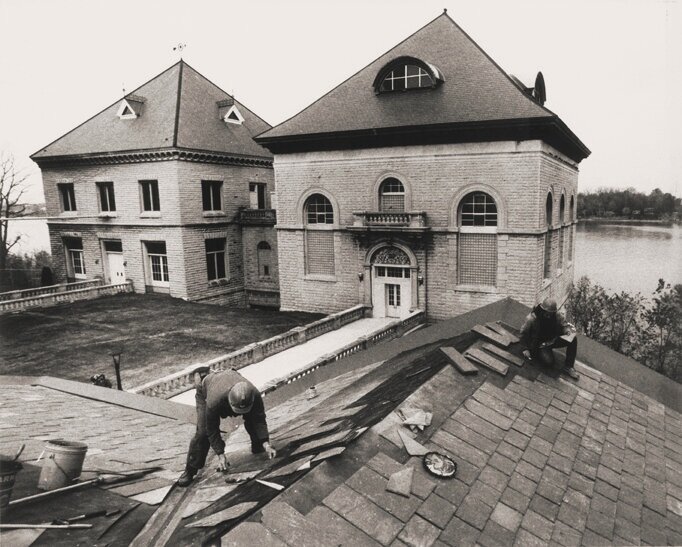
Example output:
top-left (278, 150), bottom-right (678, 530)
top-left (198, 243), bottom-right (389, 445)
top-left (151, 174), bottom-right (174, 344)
top-left (38, 440), bottom-right (88, 491)
top-left (0, 459), bottom-right (22, 515)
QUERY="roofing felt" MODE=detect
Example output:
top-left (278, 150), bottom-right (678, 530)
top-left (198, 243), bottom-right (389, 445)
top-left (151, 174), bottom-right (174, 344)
top-left (259, 13), bottom-right (560, 140)
top-left (31, 61), bottom-right (272, 161)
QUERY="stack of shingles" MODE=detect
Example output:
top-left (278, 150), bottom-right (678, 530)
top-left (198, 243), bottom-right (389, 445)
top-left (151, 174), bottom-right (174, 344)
top-left (441, 322), bottom-right (524, 377)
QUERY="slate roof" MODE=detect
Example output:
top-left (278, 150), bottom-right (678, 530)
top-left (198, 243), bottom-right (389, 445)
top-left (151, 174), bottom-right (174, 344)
top-left (257, 13), bottom-right (590, 161)
top-left (2, 299), bottom-right (680, 546)
top-left (31, 61), bottom-right (272, 163)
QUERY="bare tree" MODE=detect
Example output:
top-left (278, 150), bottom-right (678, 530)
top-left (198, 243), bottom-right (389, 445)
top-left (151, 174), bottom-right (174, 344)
top-left (0, 153), bottom-right (29, 275)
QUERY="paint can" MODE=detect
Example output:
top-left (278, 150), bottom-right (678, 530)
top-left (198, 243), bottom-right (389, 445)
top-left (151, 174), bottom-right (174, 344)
top-left (37, 440), bottom-right (88, 491)
top-left (0, 459), bottom-right (22, 515)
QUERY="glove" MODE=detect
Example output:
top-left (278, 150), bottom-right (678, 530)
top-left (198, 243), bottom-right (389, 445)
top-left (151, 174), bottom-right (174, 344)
top-left (522, 350), bottom-right (532, 360)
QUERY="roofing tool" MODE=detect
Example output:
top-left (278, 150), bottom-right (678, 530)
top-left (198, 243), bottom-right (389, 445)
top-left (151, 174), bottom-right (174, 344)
top-left (0, 523), bottom-right (93, 530)
top-left (9, 467), bottom-right (162, 508)
top-left (97, 503), bottom-right (140, 540)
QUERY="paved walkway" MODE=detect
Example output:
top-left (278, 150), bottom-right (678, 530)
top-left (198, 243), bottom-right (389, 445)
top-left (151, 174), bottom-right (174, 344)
top-left (170, 317), bottom-right (393, 406)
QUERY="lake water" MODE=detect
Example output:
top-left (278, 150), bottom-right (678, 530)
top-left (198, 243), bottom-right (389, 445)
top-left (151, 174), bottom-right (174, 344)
top-left (6, 218), bottom-right (681, 296)
top-left (574, 223), bottom-right (681, 296)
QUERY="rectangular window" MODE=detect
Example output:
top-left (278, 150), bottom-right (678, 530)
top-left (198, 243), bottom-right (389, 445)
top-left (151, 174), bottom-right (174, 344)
top-left (58, 183), bottom-right (77, 211)
top-left (249, 183), bottom-right (266, 209)
top-left (305, 230), bottom-right (335, 275)
top-left (458, 233), bottom-right (497, 286)
top-left (97, 182), bottom-right (116, 212)
top-left (544, 231), bottom-right (552, 279)
top-left (558, 227), bottom-right (565, 269)
top-left (202, 181), bottom-right (223, 211)
top-left (146, 241), bottom-right (168, 284)
top-left (205, 238), bottom-right (227, 280)
top-left (140, 180), bottom-right (160, 212)
top-left (64, 237), bottom-right (85, 279)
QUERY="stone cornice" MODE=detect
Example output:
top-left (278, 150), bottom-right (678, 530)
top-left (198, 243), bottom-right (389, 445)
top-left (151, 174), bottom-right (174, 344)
top-left (33, 147), bottom-right (273, 168)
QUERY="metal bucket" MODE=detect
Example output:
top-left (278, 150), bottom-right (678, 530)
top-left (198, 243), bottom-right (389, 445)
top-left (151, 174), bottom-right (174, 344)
top-left (38, 440), bottom-right (88, 491)
top-left (0, 459), bottom-right (22, 515)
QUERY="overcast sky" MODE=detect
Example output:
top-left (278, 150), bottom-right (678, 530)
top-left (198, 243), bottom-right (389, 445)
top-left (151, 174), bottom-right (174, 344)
top-left (1, 0), bottom-right (680, 203)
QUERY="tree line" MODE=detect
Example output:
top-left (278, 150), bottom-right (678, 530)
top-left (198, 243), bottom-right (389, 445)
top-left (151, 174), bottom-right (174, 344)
top-left (577, 188), bottom-right (680, 219)
top-left (566, 277), bottom-right (681, 383)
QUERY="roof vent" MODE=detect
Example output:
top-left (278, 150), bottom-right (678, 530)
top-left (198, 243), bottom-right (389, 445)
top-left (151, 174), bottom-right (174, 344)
top-left (533, 72), bottom-right (546, 105)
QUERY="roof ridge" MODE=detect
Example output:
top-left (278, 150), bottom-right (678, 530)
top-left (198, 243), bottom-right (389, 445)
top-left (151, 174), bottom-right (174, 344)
top-left (172, 60), bottom-right (184, 147)
top-left (442, 11), bottom-right (558, 118)
top-left (180, 61), bottom-right (272, 130)
top-left (31, 61), bottom-right (183, 159)
top-left (256, 11), bottom-right (449, 139)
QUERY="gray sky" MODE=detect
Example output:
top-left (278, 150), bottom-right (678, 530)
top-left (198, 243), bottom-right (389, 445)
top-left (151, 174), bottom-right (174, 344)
top-left (1, 0), bottom-right (680, 203)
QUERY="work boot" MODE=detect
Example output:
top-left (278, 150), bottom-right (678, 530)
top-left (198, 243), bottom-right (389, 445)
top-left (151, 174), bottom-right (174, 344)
top-left (564, 367), bottom-right (579, 380)
top-left (177, 468), bottom-right (196, 487)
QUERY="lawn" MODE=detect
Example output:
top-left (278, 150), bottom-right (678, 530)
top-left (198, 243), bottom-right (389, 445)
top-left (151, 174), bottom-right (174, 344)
top-left (0, 293), bottom-right (323, 389)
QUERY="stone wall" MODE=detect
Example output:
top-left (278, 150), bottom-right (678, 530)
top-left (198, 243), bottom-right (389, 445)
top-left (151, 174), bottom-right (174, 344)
top-left (273, 140), bottom-right (580, 319)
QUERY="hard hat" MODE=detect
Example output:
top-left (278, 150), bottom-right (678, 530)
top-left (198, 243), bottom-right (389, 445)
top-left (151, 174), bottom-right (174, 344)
top-left (539, 298), bottom-right (558, 313)
top-left (228, 381), bottom-right (256, 414)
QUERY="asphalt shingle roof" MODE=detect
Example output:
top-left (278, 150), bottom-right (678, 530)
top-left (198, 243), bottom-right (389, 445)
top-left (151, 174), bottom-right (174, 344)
top-left (31, 61), bottom-right (272, 161)
top-left (259, 13), bottom-right (559, 139)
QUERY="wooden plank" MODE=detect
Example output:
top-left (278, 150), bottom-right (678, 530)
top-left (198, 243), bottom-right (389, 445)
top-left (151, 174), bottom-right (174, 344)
top-left (439, 346), bottom-right (478, 375)
top-left (481, 343), bottom-right (525, 368)
top-left (472, 325), bottom-right (511, 347)
top-left (485, 322), bottom-right (520, 344)
top-left (464, 348), bottom-right (509, 376)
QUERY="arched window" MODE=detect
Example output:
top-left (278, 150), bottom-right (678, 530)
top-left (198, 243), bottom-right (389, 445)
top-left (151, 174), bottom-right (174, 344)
top-left (257, 241), bottom-right (271, 278)
top-left (379, 178), bottom-right (405, 212)
top-left (459, 192), bottom-right (498, 227)
top-left (544, 193), bottom-right (553, 279)
top-left (373, 57), bottom-right (443, 94)
top-left (305, 194), bottom-right (334, 224)
top-left (457, 192), bottom-right (498, 286)
top-left (558, 195), bottom-right (566, 268)
top-left (303, 193), bottom-right (335, 276)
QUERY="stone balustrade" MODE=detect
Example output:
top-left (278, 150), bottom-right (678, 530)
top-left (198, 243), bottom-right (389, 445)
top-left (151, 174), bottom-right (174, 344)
top-left (350, 211), bottom-right (428, 230)
top-left (132, 306), bottom-right (426, 400)
top-left (0, 279), bottom-right (103, 302)
top-left (0, 281), bottom-right (132, 314)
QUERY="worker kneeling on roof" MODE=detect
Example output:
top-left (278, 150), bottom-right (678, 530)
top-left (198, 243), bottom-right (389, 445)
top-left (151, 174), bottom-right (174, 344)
top-left (177, 369), bottom-right (276, 487)
top-left (520, 297), bottom-right (579, 380)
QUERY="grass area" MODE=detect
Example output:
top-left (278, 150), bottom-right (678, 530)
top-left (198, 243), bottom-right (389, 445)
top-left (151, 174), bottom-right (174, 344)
top-left (0, 293), bottom-right (323, 389)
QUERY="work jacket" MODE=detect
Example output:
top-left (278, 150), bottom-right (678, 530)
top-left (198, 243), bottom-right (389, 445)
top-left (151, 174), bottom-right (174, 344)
top-left (520, 305), bottom-right (575, 353)
top-left (201, 370), bottom-right (269, 455)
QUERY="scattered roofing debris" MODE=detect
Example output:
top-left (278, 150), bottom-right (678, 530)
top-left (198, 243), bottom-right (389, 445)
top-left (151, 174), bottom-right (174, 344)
top-left (485, 322), bottom-right (521, 344)
top-left (185, 501), bottom-right (258, 528)
top-left (397, 428), bottom-right (430, 457)
top-left (386, 466), bottom-right (414, 497)
top-left (481, 342), bottom-right (525, 367)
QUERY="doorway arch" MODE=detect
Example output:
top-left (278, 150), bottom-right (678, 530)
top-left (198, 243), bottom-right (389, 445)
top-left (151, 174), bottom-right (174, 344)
top-left (365, 243), bottom-right (418, 318)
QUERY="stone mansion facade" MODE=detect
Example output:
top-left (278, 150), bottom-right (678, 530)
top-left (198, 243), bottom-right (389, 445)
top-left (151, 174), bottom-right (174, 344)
top-left (33, 12), bottom-right (588, 320)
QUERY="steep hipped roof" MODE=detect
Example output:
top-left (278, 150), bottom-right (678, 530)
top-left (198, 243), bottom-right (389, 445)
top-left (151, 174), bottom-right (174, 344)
top-left (31, 61), bottom-right (272, 163)
top-left (258, 13), bottom-right (589, 161)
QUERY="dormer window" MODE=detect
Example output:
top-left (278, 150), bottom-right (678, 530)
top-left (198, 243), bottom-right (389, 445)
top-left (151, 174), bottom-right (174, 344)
top-left (223, 105), bottom-right (244, 125)
top-left (373, 56), bottom-right (443, 94)
top-left (116, 96), bottom-right (145, 120)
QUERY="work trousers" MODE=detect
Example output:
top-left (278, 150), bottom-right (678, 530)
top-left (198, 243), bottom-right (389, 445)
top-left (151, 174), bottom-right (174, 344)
top-left (532, 336), bottom-right (577, 370)
top-left (185, 383), bottom-right (262, 472)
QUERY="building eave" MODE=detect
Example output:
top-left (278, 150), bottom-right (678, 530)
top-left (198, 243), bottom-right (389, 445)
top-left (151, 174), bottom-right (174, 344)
top-left (256, 117), bottom-right (590, 163)
top-left (31, 146), bottom-right (273, 168)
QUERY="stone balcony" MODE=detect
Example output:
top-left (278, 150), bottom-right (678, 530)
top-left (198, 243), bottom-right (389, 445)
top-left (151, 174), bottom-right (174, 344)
top-left (348, 211), bottom-right (429, 233)
top-left (239, 208), bottom-right (277, 226)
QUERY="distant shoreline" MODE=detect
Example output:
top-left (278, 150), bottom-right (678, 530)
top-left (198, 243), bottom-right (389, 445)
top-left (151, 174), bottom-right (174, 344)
top-left (578, 218), bottom-right (675, 227)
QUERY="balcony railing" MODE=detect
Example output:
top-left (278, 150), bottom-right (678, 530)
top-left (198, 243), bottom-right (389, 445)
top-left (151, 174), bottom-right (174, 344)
top-left (239, 208), bottom-right (276, 225)
top-left (350, 211), bottom-right (428, 231)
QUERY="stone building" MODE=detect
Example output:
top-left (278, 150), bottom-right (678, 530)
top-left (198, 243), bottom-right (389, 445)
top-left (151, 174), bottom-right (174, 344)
top-left (31, 61), bottom-right (279, 307)
top-left (257, 12), bottom-right (590, 320)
